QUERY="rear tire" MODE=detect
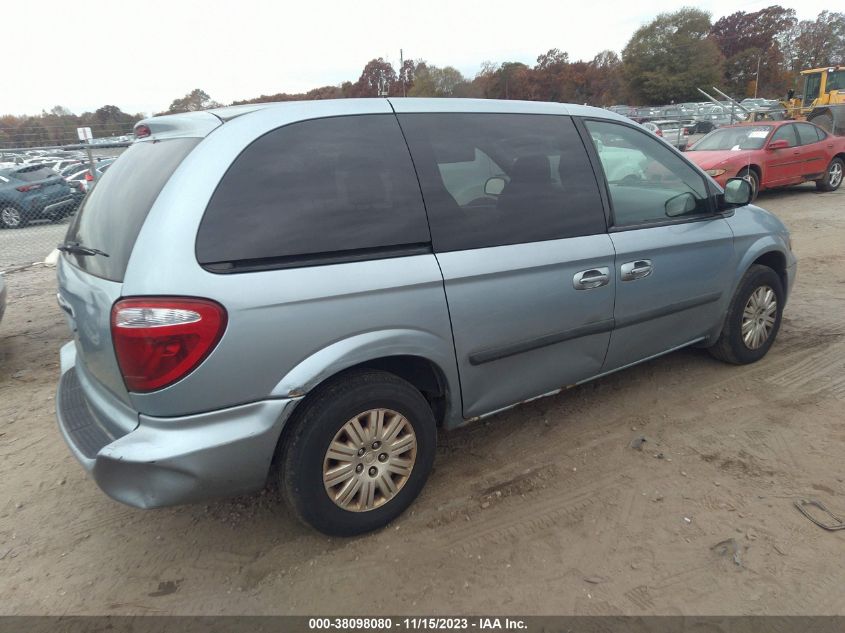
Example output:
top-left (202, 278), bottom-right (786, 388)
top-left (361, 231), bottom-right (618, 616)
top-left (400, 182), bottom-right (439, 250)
top-left (0, 205), bottom-right (27, 229)
top-left (709, 265), bottom-right (784, 365)
top-left (816, 157), bottom-right (843, 192)
top-left (278, 369), bottom-right (436, 536)
top-left (738, 168), bottom-right (759, 201)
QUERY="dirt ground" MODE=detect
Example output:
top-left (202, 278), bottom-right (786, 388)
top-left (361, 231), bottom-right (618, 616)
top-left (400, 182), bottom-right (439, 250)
top-left (1, 183), bottom-right (843, 616)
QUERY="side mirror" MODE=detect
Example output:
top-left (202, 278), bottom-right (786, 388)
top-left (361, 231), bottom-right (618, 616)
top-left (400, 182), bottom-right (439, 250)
top-left (723, 177), bottom-right (752, 207)
top-left (484, 176), bottom-right (506, 196)
top-left (767, 139), bottom-right (789, 150)
top-left (665, 192), bottom-right (697, 217)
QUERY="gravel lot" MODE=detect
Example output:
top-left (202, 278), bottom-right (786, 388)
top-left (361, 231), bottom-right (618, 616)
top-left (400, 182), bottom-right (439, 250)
top-left (0, 219), bottom-right (70, 271)
top-left (0, 183), bottom-right (843, 615)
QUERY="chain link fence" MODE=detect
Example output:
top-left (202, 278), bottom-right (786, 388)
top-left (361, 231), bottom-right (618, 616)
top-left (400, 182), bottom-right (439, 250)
top-left (0, 139), bottom-right (130, 271)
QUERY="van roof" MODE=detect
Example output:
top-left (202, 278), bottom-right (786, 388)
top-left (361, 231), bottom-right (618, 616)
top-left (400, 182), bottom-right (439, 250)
top-left (136, 98), bottom-right (628, 141)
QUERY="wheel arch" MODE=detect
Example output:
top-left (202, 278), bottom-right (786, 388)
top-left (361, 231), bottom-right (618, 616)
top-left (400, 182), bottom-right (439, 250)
top-left (750, 249), bottom-right (787, 293)
top-left (270, 328), bottom-right (462, 429)
top-left (738, 163), bottom-right (763, 187)
top-left (707, 242), bottom-right (791, 348)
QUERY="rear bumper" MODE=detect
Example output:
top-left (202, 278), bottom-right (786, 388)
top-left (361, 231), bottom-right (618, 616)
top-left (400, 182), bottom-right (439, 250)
top-left (20, 194), bottom-right (75, 219)
top-left (56, 342), bottom-right (299, 508)
top-left (41, 196), bottom-right (75, 216)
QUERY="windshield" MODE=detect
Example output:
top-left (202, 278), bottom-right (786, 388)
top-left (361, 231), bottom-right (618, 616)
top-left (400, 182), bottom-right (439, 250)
top-left (689, 126), bottom-right (772, 151)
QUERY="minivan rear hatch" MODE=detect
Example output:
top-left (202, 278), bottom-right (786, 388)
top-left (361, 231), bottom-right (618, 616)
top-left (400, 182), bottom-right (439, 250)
top-left (58, 137), bottom-right (201, 402)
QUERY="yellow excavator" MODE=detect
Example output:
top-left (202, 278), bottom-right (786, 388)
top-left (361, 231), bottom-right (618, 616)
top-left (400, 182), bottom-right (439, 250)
top-left (782, 66), bottom-right (845, 135)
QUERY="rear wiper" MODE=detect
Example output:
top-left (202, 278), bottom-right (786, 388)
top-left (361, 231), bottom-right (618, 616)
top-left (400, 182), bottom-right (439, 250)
top-left (57, 241), bottom-right (109, 257)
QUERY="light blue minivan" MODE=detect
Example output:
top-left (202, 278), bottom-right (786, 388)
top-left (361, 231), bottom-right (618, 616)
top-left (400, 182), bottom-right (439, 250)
top-left (55, 98), bottom-right (795, 535)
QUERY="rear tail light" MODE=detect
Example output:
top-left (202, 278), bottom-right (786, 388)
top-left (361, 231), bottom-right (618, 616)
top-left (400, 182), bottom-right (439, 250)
top-left (655, 129), bottom-right (663, 137)
top-left (84, 171), bottom-right (94, 182)
top-left (111, 298), bottom-right (227, 392)
top-left (134, 124), bottom-right (152, 139)
top-left (683, 127), bottom-right (690, 135)
top-left (16, 183), bottom-right (41, 192)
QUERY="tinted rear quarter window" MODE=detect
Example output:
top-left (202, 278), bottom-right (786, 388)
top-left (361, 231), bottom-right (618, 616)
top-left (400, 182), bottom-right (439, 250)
top-left (65, 137), bottom-right (200, 281)
top-left (196, 115), bottom-right (430, 269)
top-left (795, 123), bottom-right (821, 145)
top-left (398, 113), bottom-right (605, 252)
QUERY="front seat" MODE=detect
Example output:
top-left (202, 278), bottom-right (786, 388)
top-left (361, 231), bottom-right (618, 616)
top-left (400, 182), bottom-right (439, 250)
top-left (497, 154), bottom-right (561, 213)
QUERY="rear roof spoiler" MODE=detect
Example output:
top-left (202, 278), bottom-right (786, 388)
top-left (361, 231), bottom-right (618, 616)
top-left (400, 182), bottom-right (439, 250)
top-left (133, 111), bottom-right (223, 142)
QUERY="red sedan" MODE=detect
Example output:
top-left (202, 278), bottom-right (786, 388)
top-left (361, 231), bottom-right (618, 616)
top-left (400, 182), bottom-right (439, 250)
top-left (686, 120), bottom-right (845, 199)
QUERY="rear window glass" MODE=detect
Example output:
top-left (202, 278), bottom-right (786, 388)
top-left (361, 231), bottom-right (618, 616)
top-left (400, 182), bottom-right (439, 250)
top-left (796, 123), bottom-right (821, 145)
top-left (65, 138), bottom-right (199, 281)
top-left (196, 115), bottom-right (430, 268)
top-left (14, 166), bottom-right (55, 181)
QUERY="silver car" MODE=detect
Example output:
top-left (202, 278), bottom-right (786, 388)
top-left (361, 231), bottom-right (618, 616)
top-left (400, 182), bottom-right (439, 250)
top-left (55, 99), bottom-right (796, 535)
top-left (641, 119), bottom-right (689, 150)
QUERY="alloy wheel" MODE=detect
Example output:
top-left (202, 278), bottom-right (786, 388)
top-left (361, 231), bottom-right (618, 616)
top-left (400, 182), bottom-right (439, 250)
top-left (1, 206), bottom-right (21, 228)
top-left (829, 161), bottom-right (843, 189)
top-left (323, 408), bottom-right (417, 512)
top-left (741, 285), bottom-right (777, 350)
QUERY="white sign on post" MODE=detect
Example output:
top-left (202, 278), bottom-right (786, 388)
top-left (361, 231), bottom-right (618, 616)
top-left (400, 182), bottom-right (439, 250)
top-left (76, 127), bottom-right (93, 142)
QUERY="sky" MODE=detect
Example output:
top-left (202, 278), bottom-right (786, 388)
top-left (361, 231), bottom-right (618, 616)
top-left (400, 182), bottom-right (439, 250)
top-left (2, 0), bottom-right (834, 116)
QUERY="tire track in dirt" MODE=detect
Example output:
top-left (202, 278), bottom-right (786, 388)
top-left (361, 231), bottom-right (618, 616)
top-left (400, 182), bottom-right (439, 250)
top-left (428, 471), bottom-right (623, 555)
top-left (766, 341), bottom-right (845, 401)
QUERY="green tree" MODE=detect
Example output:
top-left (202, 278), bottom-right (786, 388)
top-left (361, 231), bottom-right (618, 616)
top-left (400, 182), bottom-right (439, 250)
top-left (349, 58), bottom-right (397, 97)
top-left (785, 11), bottom-right (845, 70)
top-left (623, 7), bottom-right (724, 104)
top-left (711, 6), bottom-right (796, 97)
top-left (168, 89), bottom-right (221, 113)
top-left (50, 105), bottom-right (74, 117)
top-left (408, 62), bottom-right (467, 97)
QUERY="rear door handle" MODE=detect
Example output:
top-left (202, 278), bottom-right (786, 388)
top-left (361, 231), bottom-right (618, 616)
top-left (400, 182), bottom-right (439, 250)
top-left (621, 259), bottom-right (653, 281)
top-left (573, 267), bottom-right (610, 290)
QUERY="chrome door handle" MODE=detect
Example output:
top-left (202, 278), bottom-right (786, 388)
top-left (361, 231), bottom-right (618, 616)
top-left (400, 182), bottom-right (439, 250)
top-left (621, 259), bottom-right (653, 281)
top-left (573, 267), bottom-right (610, 290)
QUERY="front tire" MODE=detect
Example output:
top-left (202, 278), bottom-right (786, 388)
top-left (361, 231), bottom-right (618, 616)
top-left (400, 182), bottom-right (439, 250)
top-left (738, 168), bottom-right (759, 201)
top-left (709, 265), bottom-right (784, 365)
top-left (278, 369), bottom-right (436, 536)
top-left (816, 157), bottom-right (843, 192)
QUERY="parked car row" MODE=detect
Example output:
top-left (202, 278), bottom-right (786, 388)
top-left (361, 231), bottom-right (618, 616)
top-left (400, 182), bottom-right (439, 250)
top-left (0, 149), bottom-right (117, 228)
top-left (609, 99), bottom-right (787, 135)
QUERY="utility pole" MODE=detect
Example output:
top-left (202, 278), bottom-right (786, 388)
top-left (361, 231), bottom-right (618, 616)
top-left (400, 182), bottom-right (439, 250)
top-left (400, 48), bottom-right (406, 97)
top-left (755, 54), bottom-right (761, 99)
